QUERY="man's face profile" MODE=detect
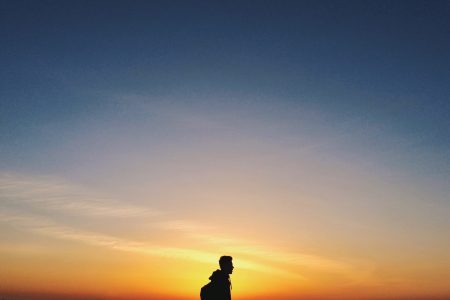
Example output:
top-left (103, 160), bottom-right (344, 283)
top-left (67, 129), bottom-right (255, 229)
top-left (222, 261), bottom-right (234, 274)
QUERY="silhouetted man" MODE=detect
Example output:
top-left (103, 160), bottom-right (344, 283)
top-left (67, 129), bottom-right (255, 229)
top-left (200, 255), bottom-right (234, 300)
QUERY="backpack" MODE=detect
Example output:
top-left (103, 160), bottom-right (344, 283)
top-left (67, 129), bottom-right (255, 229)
top-left (200, 281), bottom-right (214, 300)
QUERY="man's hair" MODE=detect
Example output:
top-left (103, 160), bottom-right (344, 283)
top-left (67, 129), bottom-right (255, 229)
top-left (219, 255), bottom-right (233, 268)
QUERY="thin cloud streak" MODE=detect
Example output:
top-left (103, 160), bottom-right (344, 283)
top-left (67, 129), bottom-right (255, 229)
top-left (0, 210), bottom-right (303, 279)
top-left (0, 171), bottom-right (364, 281)
top-left (0, 172), bottom-right (159, 217)
top-left (157, 220), bottom-right (356, 273)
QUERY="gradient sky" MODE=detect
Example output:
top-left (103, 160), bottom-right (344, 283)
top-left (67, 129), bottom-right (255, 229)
top-left (1, 1), bottom-right (450, 299)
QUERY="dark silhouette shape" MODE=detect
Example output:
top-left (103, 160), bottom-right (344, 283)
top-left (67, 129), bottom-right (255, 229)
top-left (200, 255), bottom-right (234, 300)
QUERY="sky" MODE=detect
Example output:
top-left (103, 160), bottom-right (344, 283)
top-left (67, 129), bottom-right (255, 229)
top-left (1, 1), bottom-right (450, 299)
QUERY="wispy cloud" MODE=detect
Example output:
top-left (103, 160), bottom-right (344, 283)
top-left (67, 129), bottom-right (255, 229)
top-left (0, 172), bottom-right (159, 217)
top-left (182, 226), bottom-right (376, 283)
top-left (156, 220), bottom-right (354, 273)
top-left (0, 209), bottom-right (303, 279)
top-left (0, 171), bottom-right (368, 282)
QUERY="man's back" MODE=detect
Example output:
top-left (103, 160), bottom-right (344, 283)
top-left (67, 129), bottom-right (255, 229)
top-left (202, 269), bottom-right (231, 300)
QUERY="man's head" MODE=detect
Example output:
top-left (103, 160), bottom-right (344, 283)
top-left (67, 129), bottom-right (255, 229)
top-left (219, 255), bottom-right (234, 274)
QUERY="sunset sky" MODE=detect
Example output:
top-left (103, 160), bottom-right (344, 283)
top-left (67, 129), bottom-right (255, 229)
top-left (1, 1), bottom-right (450, 299)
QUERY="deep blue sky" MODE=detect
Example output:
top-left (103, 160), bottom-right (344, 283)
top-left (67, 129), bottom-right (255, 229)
top-left (1, 0), bottom-right (449, 176)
